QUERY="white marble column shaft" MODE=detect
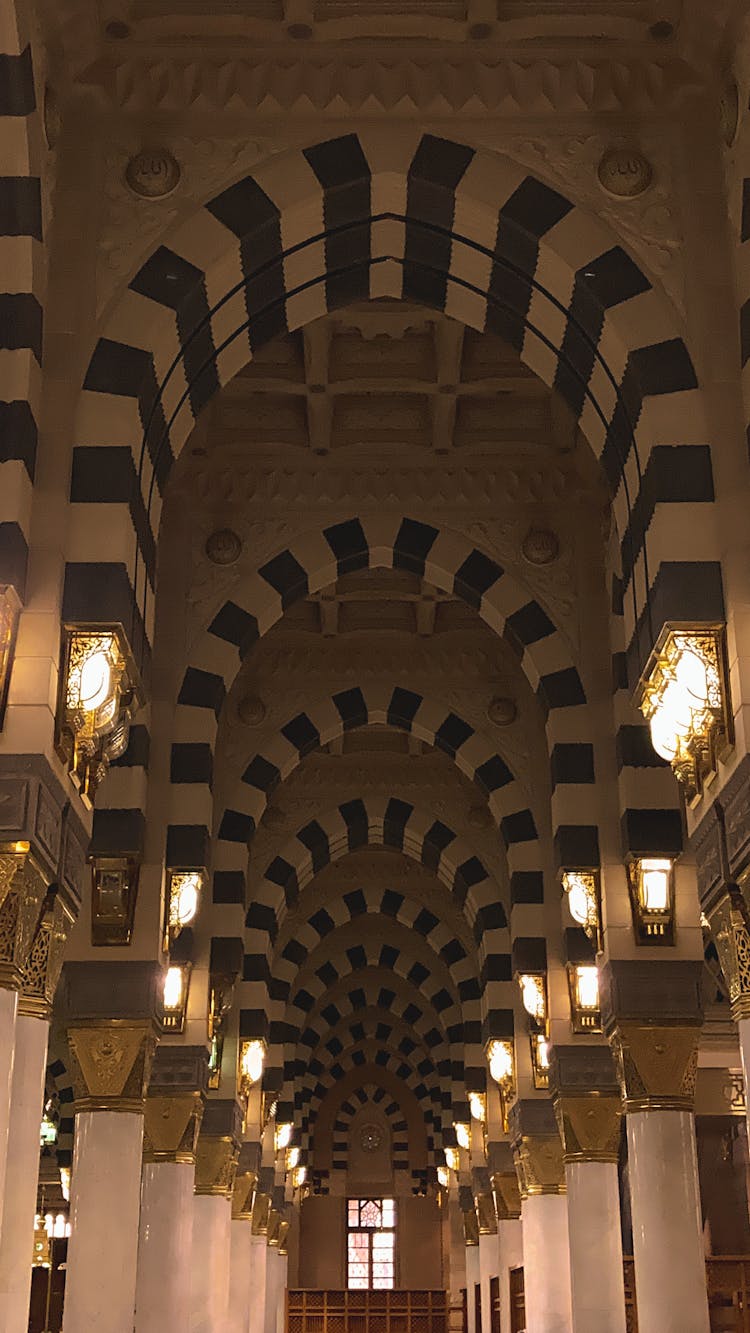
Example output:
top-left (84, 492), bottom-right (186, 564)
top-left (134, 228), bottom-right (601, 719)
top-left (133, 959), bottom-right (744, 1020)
top-left (228, 1218), bottom-right (254, 1333)
top-left (627, 1110), bottom-right (710, 1333)
top-left (62, 1111), bottom-right (144, 1333)
top-left (521, 1194), bottom-right (573, 1333)
top-left (0, 1012), bottom-right (48, 1333)
top-left (135, 1161), bottom-right (195, 1332)
top-left (248, 1232), bottom-right (268, 1333)
top-left (190, 1193), bottom-right (232, 1333)
top-left (0, 988), bottom-right (18, 1238)
top-left (264, 1247), bottom-right (284, 1333)
top-left (496, 1218), bottom-right (522, 1333)
top-left (565, 1161), bottom-right (626, 1333)
top-left (465, 1243), bottom-right (480, 1333)
top-left (477, 1233), bottom-right (496, 1333)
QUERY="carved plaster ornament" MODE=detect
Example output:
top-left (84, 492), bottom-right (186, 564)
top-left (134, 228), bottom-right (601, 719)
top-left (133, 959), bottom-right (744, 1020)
top-left (205, 528), bottom-right (242, 565)
top-left (521, 527), bottom-right (560, 566)
top-left (597, 147), bottom-right (653, 198)
top-left (360, 1123), bottom-right (384, 1152)
top-left (125, 147), bottom-right (181, 199)
top-left (487, 696), bottom-right (517, 726)
top-left (237, 695), bottom-right (266, 726)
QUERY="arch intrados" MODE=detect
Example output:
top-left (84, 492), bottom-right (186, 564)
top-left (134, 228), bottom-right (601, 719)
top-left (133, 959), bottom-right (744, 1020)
top-left (313, 1062), bottom-right (430, 1163)
top-left (298, 1007), bottom-right (446, 1073)
top-left (283, 963), bottom-right (459, 1048)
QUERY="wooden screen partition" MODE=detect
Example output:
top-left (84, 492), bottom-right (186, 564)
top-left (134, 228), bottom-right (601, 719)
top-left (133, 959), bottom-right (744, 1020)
top-left (287, 1290), bottom-right (448, 1333)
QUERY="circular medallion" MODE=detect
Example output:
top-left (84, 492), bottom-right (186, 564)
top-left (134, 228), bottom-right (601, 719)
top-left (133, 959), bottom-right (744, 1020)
top-left (125, 148), bottom-right (181, 199)
top-left (205, 528), bottom-right (242, 565)
top-left (360, 1123), bottom-right (384, 1153)
top-left (597, 148), bottom-right (653, 199)
top-left (487, 696), bottom-right (517, 727)
top-left (521, 527), bottom-right (560, 565)
top-left (238, 695), bottom-right (266, 726)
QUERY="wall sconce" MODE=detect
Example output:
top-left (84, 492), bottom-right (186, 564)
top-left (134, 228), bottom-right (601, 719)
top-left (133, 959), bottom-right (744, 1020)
top-left (561, 870), bottom-right (601, 949)
top-left (639, 626), bottom-right (731, 805)
top-left (627, 857), bottom-right (675, 945)
top-left (165, 869), bottom-right (204, 949)
top-left (291, 1165), bottom-right (307, 1191)
top-left (239, 1039), bottom-right (266, 1097)
top-left (567, 964), bottom-right (602, 1033)
top-left (207, 938), bottom-right (243, 1091)
top-left (55, 626), bottom-right (142, 806)
top-left (161, 963), bottom-right (191, 1033)
top-left (518, 973), bottom-right (548, 1033)
top-left (32, 1216), bottom-right (52, 1269)
top-left (89, 854), bottom-right (140, 946)
top-left (0, 585), bottom-right (20, 731)
top-left (454, 1121), bottom-right (471, 1151)
top-left (530, 1034), bottom-right (550, 1090)
top-left (486, 1039), bottom-right (515, 1133)
top-left (468, 1092), bottom-right (486, 1124)
top-left (286, 1145), bottom-right (300, 1172)
top-left (437, 1164), bottom-right (450, 1188)
top-left (444, 1147), bottom-right (460, 1173)
top-left (274, 1122), bottom-right (293, 1153)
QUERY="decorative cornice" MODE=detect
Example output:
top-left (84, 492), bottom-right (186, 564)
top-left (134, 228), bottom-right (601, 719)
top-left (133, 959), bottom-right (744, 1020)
top-left (80, 54), bottom-right (704, 117)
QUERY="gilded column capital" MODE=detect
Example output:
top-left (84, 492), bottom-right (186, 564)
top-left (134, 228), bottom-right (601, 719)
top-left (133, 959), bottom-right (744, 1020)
top-left (461, 1208), bottom-right (479, 1246)
top-left (509, 1100), bottom-right (565, 1198)
top-left (252, 1191), bottom-right (272, 1235)
top-left (267, 1209), bottom-right (282, 1247)
top-left (66, 1021), bottom-right (157, 1113)
top-left (144, 1093), bottom-right (204, 1164)
top-left (549, 1044), bottom-right (622, 1163)
top-left (232, 1169), bottom-right (257, 1220)
top-left (475, 1193), bottom-right (497, 1235)
top-left (195, 1098), bottom-right (243, 1197)
top-left (19, 890), bottom-right (74, 1019)
top-left (278, 1217), bottom-right (290, 1255)
top-left (491, 1171), bottom-right (521, 1220)
top-left (0, 851), bottom-right (48, 991)
top-left (706, 889), bottom-right (750, 1023)
top-left (599, 959), bottom-right (702, 1113)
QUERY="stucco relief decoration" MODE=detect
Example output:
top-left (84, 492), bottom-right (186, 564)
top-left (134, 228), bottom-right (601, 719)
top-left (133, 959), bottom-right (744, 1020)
top-left (360, 1123), bottom-right (384, 1152)
top-left (467, 520), bottom-right (577, 646)
top-left (597, 146), bottom-right (653, 198)
top-left (499, 134), bottom-right (683, 314)
top-left (521, 527), bottom-right (560, 566)
top-left (205, 529), bottom-right (243, 566)
top-left (125, 147), bottom-right (181, 198)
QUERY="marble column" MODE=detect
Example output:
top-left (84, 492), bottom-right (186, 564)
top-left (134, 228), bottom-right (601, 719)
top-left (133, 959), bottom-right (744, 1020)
top-left (601, 959), bottom-right (710, 1333)
top-left (492, 1157), bottom-right (523, 1333)
top-left (264, 1224), bottom-right (283, 1333)
top-left (464, 1223), bottom-right (480, 1333)
top-left (551, 1045), bottom-right (627, 1333)
top-left (60, 961), bottom-right (161, 1333)
top-left (510, 1100), bottom-right (572, 1333)
top-left (190, 1099), bottom-right (242, 1333)
top-left (0, 889), bottom-right (72, 1333)
top-left (227, 1154), bottom-right (258, 1333)
top-left (249, 1194), bottom-right (271, 1333)
top-left (134, 1046), bottom-right (207, 1333)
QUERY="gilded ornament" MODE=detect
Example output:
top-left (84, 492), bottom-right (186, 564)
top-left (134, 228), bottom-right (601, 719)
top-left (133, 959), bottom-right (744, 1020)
top-left (491, 1171), bottom-right (521, 1221)
top-left (125, 148), bottom-right (181, 199)
top-left (194, 1136), bottom-right (239, 1197)
top-left (609, 1024), bottom-right (699, 1112)
top-left (66, 1023), bottom-right (156, 1112)
top-left (512, 1134), bottom-right (566, 1198)
top-left (707, 891), bottom-right (750, 1023)
top-left (143, 1093), bottom-right (204, 1163)
top-left (553, 1094), bottom-right (621, 1163)
top-left (360, 1123), bottom-right (384, 1152)
top-left (462, 1207), bottom-right (479, 1246)
top-left (597, 147), bottom-right (653, 198)
top-left (19, 894), bottom-right (72, 1019)
top-left (232, 1170), bottom-right (257, 1220)
top-left (476, 1193), bottom-right (497, 1235)
top-left (252, 1191), bottom-right (272, 1235)
top-left (0, 857), bottom-right (48, 991)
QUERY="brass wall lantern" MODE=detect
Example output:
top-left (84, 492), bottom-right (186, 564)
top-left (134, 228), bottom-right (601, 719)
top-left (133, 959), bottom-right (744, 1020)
top-left (561, 870), bottom-right (601, 949)
top-left (55, 625), bottom-right (142, 806)
top-left (627, 856), bottom-right (675, 944)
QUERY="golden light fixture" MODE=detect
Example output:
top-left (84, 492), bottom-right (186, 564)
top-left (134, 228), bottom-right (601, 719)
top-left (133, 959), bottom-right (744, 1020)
top-left (161, 963), bottom-right (190, 1032)
top-left (486, 1039), bottom-right (516, 1134)
top-left (518, 973), bottom-right (547, 1031)
top-left (639, 626), bottom-right (731, 804)
top-left (59, 1168), bottom-right (71, 1203)
top-left (444, 1146), bottom-right (460, 1173)
top-left (567, 964), bottom-right (602, 1033)
top-left (32, 1216), bottom-right (51, 1269)
top-left (274, 1122), bottom-right (293, 1153)
top-left (90, 854), bottom-right (140, 946)
top-left (291, 1165), bottom-right (307, 1190)
top-left (239, 1039), bottom-right (266, 1096)
top-left (0, 585), bottom-right (20, 730)
top-left (468, 1092), bottom-right (486, 1124)
top-left (561, 870), bottom-right (601, 947)
top-left (454, 1120), bottom-right (471, 1151)
top-left (627, 857), bottom-right (675, 945)
top-left (55, 626), bottom-right (141, 806)
top-left (286, 1145), bottom-right (300, 1172)
top-left (531, 1034), bottom-right (550, 1090)
top-left (165, 870), bottom-right (204, 948)
top-left (437, 1164), bottom-right (450, 1188)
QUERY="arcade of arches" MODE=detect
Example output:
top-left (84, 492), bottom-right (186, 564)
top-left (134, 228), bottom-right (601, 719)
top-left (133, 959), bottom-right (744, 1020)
top-left (6, 3), bottom-right (750, 1332)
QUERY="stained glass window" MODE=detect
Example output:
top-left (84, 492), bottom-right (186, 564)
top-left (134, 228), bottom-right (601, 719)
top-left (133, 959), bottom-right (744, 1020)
top-left (347, 1198), bottom-right (396, 1289)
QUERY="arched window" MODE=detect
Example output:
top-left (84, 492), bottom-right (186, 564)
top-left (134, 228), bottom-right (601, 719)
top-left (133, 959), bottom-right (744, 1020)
top-left (347, 1198), bottom-right (397, 1290)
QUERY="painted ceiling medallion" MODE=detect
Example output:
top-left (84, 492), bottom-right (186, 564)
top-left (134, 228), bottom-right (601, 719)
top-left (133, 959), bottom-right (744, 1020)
top-left (597, 147), bottom-right (653, 198)
top-left (125, 148), bottom-right (181, 199)
top-left (360, 1123), bottom-right (384, 1152)
top-left (205, 529), bottom-right (242, 565)
top-left (521, 528), bottom-right (560, 566)
top-left (487, 697), bottom-right (517, 727)
top-left (238, 695), bottom-right (266, 726)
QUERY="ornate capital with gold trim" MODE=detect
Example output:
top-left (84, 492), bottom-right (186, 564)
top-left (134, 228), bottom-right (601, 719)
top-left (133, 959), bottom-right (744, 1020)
top-left (550, 1045), bottom-right (622, 1163)
top-left (144, 1094), bottom-right (204, 1164)
top-left (232, 1169), bottom-right (257, 1220)
top-left (252, 1191), bottom-right (271, 1235)
top-left (599, 959), bottom-right (702, 1113)
top-left (278, 1217), bottom-right (290, 1255)
top-left (509, 1100), bottom-right (565, 1198)
top-left (461, 1207), bottom-right (479, 1246)
top-left (0, 850), bottom-right (48, 992)
top-left (195, 1098), bottom-right (242, 1197)
top-left (19, 891), bottom-right (73, 1019)
top-left (491, 1171), bottom-right (521, 1220)
top-left (66, 1021), bottom-right (157, 1113)
top-left (267, 1208), bottom-right (282, 1247)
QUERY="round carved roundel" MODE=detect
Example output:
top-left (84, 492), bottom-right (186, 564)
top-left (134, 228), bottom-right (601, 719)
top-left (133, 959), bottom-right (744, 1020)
top-left (360, 1123), bottom-right (384, 1153)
